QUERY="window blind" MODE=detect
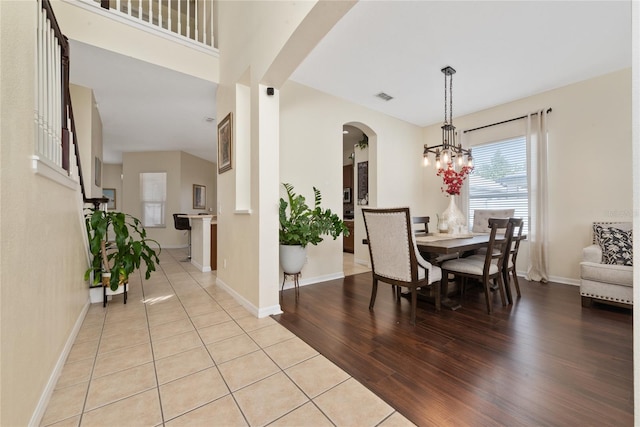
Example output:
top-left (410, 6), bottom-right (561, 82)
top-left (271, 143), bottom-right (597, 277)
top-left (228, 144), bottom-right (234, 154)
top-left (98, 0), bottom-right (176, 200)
top-left (468, 136), bottom-right (528, 233)
top-left (140, 172), bottom-right (167, 227)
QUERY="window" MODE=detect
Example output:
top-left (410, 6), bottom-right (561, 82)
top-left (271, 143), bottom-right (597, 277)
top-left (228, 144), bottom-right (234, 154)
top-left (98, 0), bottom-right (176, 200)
top-left (140, 172), bottom-right (167, 227)
top-left (468, 136), bottom-right (528, 233)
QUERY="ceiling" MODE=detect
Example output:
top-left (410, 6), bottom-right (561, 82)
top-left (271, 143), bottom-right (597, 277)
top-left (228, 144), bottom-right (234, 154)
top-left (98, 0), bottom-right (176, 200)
top-left (69, 1), bottom-right (631, 165)
top-left (69, 41), bottom-right (218, 164)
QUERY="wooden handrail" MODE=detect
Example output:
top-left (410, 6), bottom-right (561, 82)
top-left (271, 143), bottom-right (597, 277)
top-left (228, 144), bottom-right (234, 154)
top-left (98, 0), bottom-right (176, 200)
top-left (41, 0), bottom-right (106, 207)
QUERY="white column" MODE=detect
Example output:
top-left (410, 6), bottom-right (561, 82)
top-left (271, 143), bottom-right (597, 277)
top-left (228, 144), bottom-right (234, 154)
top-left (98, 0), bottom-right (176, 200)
top-left (189, 215), bottom-right (212, 272)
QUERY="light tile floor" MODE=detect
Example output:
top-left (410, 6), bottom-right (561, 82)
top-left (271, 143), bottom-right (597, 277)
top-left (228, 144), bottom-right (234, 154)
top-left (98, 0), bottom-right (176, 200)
top-left (343, 252), bottom-right (370, 277)
top-left (41, 248), bottom-right (410, 426)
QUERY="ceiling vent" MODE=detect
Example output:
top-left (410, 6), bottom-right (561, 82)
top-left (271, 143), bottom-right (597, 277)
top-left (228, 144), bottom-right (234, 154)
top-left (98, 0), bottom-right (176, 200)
top-left (375, 92), bottom-right (394, 101)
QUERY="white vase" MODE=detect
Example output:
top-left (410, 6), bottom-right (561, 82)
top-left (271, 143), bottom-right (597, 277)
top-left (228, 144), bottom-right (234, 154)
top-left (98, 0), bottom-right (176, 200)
top-left (441, 195), bottom-right (466, 235)
top-left (279, 244), bottom-right (307, 274)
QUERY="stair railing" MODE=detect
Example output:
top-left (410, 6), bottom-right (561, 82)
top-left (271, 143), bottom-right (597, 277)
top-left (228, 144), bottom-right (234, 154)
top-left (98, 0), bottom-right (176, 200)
top-left (90, 0), bottom-right (216, 49)
top-left (38, 0), bottom-right (106, 208)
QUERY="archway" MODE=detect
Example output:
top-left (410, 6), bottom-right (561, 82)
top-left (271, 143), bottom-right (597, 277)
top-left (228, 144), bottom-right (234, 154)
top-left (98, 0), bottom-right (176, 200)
top-left (342, 121), bottom-right (377, 275)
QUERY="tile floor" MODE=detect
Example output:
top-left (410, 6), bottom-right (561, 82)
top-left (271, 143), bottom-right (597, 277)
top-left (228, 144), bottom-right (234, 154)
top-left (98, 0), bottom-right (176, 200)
top-left (41, 248), bottom-right (407, 426)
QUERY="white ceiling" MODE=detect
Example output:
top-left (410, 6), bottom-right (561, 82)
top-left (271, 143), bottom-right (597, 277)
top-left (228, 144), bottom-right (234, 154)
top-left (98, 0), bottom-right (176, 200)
top-left (69, 41), bottom-right (218, 164)
top-left (291, 0), bottom-right (632, 127)
top-left (69, 1), bottom-right (631, 165)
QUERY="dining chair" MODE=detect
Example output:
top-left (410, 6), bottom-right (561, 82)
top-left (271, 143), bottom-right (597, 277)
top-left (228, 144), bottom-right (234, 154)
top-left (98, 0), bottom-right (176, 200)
top-left (412, 216), bottom-right (430, 234)
top-left (440, 218), bottom-right (513, 313)
top-left (362, 207), bottom-right (442, 324)
top-left (471, 209), bottom-right (515, 233)
top-left (504, 217), bottom-right (524, 303)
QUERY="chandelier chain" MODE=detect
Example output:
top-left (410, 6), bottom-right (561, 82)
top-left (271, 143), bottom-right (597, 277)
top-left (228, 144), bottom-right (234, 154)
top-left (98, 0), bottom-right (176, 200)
top-left (449, 72), bottom-right (453, 126)
top-left (444, 71), bottom-right (447, 124)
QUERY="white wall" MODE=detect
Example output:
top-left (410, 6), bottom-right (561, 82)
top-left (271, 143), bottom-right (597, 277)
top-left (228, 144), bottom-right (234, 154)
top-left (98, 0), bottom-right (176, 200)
top-left (421, 69), bottom-right (632, 283)
top-left (52, 0), bottom-right (219, 83)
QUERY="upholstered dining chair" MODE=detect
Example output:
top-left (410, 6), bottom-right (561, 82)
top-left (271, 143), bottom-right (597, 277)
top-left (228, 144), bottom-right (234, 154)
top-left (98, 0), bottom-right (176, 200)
top-left (504, 217), bottom-right (524, 303)
top-left (472, 208), bottom-right (515, 233)
top-left (440, 218), bottom-right (513, 314)
top-left (362, 207), bottom-right (442, 325)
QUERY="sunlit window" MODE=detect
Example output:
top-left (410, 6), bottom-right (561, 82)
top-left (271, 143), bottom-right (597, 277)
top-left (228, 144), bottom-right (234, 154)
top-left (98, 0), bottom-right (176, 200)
top-left (468, 136), bottom-right (528, 233)
top-left (140, 172), bottom-right (167, 227)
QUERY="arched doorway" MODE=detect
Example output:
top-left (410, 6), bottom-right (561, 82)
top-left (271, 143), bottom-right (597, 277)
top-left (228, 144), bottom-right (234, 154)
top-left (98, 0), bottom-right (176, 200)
top-left (342, 122), bottom-right (376, 276)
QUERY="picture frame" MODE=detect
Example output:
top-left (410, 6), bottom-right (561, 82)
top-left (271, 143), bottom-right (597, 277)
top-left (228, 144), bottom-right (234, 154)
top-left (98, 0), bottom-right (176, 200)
top-left (357, 161), bottom-right (369, 205)
top-left (103, 188), bottom-right (116, 210)
top-left (193, 184), bottom-right (206, 209)
top-left (217, 112), bottom-right (233, 174)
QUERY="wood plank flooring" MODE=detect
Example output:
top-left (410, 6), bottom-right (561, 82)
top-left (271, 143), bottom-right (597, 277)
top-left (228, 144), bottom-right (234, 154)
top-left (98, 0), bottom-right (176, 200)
top-left (272, 273), bottom-right (633, 426)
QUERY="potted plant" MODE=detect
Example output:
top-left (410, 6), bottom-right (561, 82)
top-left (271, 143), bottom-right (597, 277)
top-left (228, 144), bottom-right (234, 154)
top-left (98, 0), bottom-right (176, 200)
top-left (84, 208), bottom-right (161, 292)
top-left (279, 182), bottom-right (349, 273)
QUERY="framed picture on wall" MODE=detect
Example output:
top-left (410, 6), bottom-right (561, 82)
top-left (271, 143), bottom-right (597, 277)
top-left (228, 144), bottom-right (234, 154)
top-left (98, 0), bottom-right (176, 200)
top-left (103, 188), bottom-right (116, 210)
top-left (218, 112), bottom-right (233, 174)
top-left (357, 161), bottom-right (369, 205)
top-left (193, 184), bottom-right (206, 209)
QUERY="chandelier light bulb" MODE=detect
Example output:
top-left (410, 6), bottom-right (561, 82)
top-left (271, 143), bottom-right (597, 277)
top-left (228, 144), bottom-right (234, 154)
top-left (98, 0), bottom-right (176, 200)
top-left (442, 150), bottom-right (449, 164)
top-left (423, 155), bottom-right (429, 167)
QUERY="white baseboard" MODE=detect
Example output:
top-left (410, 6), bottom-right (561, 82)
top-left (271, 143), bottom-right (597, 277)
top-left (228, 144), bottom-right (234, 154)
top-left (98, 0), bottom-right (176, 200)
top-left (29, 299), bottom-right (90, 427)
top-left (215, 277), bottom-right (282, 318)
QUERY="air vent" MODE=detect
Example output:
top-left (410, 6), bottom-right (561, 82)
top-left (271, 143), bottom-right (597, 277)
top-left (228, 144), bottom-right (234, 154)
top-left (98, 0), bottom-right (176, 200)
top-left (375, 92), bottom-right (394, 101)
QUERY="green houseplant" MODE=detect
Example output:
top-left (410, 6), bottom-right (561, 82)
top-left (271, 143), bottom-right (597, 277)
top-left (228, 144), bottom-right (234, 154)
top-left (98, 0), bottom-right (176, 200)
top-left (84, 208), bottom-right (161, 291)
top-left (279, 183), bottom-right (349, 273)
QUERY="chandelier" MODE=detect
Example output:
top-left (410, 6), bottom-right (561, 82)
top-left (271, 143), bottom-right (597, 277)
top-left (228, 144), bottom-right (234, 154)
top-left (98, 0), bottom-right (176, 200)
top-left (423, 66), bottom-right (473, 169)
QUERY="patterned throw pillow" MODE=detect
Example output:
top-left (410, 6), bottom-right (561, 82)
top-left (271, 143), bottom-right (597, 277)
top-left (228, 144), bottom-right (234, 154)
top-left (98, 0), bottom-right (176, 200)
top-left (593, 225), bottom-right (633, 266)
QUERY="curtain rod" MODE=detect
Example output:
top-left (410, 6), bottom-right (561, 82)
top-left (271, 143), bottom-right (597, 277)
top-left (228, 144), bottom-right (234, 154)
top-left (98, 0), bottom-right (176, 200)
top-left (463, 108), bottom-right (552, 134)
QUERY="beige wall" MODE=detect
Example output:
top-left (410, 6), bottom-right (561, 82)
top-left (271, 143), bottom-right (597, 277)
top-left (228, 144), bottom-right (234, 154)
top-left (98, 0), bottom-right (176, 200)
top-left (70, 84), bottom-right (104, 199)
top-left (0, 2), bottom-right (90, 425)
top-left (422, 68), bottom-right (632, 283)
top-left (181, 152), bottom-right (217, 214)
top-left (122, 151), bottom-right (216, 249)
top-left (280, 81), bottom-right (425, 278)
top-left (103, 163), bottom-right (123, 210)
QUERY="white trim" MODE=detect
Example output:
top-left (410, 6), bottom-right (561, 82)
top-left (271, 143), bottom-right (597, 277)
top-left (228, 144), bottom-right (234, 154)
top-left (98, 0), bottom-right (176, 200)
top-left (65, 0), bottom-right (219, 56)
top-left (31, 155), bottom-right (78, 190)
top-left (234, 209), bottom-right (252, 215)
top-left (29, 300), bottom-right (90, 427)
top-left (215, 277), bottom-right (282, 318)
top-left (548, 275), bottom-right (580, 286)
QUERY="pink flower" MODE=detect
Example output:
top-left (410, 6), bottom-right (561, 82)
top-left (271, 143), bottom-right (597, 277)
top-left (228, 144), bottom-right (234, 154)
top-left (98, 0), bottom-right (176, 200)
top-left (436, 162), bottom-right (473, 195)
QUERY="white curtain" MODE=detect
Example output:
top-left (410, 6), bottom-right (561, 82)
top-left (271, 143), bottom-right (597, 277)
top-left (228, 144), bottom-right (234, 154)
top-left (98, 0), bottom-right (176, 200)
top-left (526, 110), bottom-right (550, 282)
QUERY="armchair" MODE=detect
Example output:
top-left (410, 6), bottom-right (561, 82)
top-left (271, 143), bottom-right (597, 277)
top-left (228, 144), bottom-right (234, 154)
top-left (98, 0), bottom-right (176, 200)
top-left (580, 222), bottom-right (633, 308)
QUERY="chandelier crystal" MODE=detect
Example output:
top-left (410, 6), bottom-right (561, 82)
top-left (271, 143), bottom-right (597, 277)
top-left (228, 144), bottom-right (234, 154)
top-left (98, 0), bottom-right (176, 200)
top-left (423, 66), bottom-right (473, 169)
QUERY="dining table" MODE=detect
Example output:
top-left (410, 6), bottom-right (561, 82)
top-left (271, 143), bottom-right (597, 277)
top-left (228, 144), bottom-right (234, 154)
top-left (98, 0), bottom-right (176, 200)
top-left (414, 232), bottom-right (526, 309)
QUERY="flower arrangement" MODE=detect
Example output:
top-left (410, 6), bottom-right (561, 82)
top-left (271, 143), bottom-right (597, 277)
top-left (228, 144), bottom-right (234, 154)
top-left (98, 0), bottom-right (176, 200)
top-left (437, 162), bottom-right (474, 195)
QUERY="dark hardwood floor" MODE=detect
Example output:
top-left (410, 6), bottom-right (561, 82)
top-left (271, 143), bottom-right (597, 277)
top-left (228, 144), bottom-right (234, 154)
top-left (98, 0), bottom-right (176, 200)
top-left (272, 273), bottom-right (633, 426)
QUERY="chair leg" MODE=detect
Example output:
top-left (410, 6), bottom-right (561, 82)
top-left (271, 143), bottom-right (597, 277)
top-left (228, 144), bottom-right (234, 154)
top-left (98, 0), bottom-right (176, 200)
top-left (482, 278), bottom-right (493, 314)
top-left (496, 274), bottom-right (507, 307)
top-left (369, 278), bottom-right (378, 310)
top-left (511, 269), bottom-right (521, 298)
top-left (433, 281), bottom-right (441, 312)
top-left (441, 271), bottom-right (449, 297)
top-left (410, 287), bottom-right (417, 325)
